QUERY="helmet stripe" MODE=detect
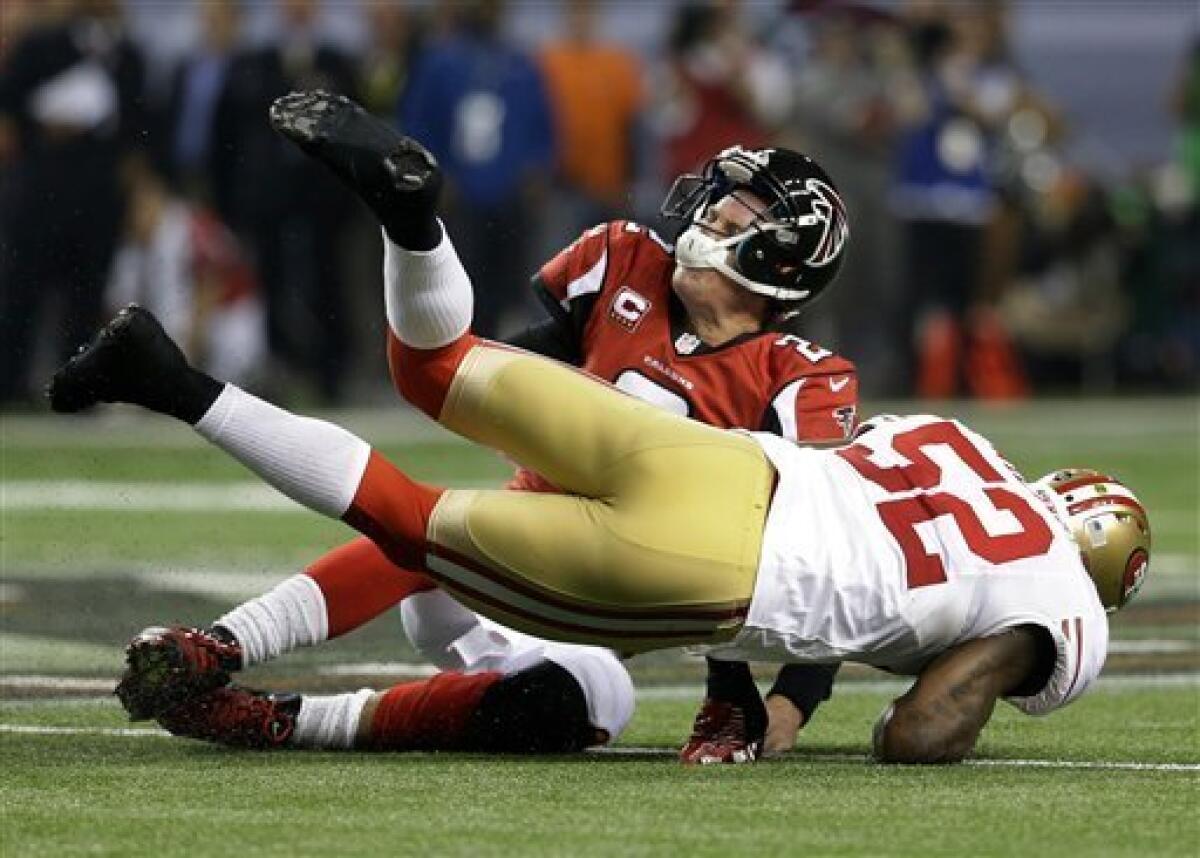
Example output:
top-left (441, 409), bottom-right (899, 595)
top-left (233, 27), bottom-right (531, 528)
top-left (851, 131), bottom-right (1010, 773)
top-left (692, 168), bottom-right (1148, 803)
top-left (1054, 474), bottom-right (1114, 495)
top-left (1066, 495), bottom-right (1148, 519)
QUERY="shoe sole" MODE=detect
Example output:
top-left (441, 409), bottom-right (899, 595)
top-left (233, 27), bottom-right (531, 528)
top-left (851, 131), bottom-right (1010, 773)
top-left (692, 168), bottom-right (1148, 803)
top-left (268, 90), bottom-right (339, 145)
top-left (122, 635), bottom-right (229, 719)
top-left (269, 91), bottom-right (437, 193)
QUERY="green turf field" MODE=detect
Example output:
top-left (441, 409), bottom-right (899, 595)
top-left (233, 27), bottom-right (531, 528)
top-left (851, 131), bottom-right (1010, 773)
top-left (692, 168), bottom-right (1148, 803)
top-left (2, 398), bottom-right (1198, 856)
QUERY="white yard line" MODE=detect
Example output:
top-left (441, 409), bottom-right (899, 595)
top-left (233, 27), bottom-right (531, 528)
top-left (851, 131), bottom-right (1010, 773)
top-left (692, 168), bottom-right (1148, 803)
top-left (634, 672), bottom-right (1200, 699)
top-left (4, 482), bottom-right (306, 512)
top-left (0, 723), bottom-right (1194, 771)
top-left (3, 480), bottom-right (1196, 528)
top-left (5, 671), bottom-right (1197, 698)
top-left (0, 724), bottom-right (169, 738)
top-left (0, 676), bottom-right (117, 692)
top-left (1108, 640), bottom-right (1199, 654)
top-left (318, 663), bottom-right (439, 677)
top-left (4, 398), bottom-right (1194, 447)
top-left (591, 747), bottom-right (1200, 772)
top-left (0, 407), bottom-right (457, 448)
top-left (3, 674), bottom-right (1195, 771)
top-left (2, 479), bottom-right (487, 510)
top-left (962, 758), bottom-right (1200, 772)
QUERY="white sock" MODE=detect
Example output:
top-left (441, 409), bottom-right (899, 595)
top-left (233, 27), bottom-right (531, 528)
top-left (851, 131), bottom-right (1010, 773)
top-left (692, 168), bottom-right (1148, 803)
top-left (382, 225), bottom-right (473, 348)
top-left (194, 384), bottom-right (370, 518)
top-left (214, 574), bottom-right (329, 667)
top-left (292, 689), bottom-right (373, 750)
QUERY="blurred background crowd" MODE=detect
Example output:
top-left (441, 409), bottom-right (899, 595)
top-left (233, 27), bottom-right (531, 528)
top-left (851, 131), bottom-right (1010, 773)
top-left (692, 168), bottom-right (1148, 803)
top-left (1, 0), bottom-right (1196, 408)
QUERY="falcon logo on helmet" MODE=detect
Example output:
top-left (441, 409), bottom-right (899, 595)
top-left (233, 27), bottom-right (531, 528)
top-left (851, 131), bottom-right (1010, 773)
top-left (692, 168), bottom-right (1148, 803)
top-left (661, 145), bottom-right (850, 306)
top-left (805, 178), bottom-right (849, 268)
top-left (1034, 468), bottom-right (1152, 611)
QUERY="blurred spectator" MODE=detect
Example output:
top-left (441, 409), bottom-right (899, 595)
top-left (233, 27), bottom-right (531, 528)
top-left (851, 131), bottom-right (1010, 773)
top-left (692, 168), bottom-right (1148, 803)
top-left (1118, 168), bottom-right (1200, 390)
top-left (1112, 44), bottom-right (1200, 391)
top-left (212, 0), bottom-right (357, 403)
top-left (0, 0), bottom-right (147, 407)
top-left (338, 3), bottom-right (430, 398)
top-left (0, 2), bottom-right (1187, 403)
top-left (785, 5), bottom-right (912, 395)
top-left (1171, 37), bottom-right (1200, 202)
top-left (108, 164), bottom-right (264, 386)
top-left (656, 0), bottom-right (792, 180)
top-left (537, 0), bottom-right (645, 248)
top-left (356, 3), bottom-right (421, 118)
top-left (164, 0), bottom-right (242, 211)
top-left (998, 172), bottom-right (1127, 390)
top-left (400, 0), bottom-right (556, 338)
top-left (889, 1), bottom-right (1027, 399)
top-left (0, 1), bottom-right (48, 67)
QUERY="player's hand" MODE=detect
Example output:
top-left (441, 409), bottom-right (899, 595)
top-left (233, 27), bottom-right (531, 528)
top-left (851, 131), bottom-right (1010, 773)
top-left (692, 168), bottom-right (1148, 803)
top-left (762, 693), bottom-right (806, 757)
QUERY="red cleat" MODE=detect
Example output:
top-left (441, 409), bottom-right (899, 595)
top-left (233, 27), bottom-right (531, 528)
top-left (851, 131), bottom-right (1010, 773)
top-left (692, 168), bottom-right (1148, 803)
top-left (116, 626), bottom-right (243, 720)
top-left (157, 686), bottom-right (299, 749)
top-left (679, 699), bottom-right (762, 765)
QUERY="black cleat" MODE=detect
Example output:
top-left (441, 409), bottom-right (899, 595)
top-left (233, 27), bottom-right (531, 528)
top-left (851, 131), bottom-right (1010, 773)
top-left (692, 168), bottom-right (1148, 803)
top-left (269, 90), bottom-right (442, 227)
top-left (47, 305), bottom-right (192, 415)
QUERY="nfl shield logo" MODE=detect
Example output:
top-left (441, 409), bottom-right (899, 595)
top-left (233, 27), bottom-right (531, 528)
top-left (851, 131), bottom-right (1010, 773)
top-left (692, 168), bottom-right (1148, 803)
top-left (675, 332), bottom-right (701, 354)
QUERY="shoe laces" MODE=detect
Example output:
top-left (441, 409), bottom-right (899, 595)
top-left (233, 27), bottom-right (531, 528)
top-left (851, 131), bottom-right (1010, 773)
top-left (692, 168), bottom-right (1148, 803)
top-left (175, 628), bottom-right (242, 675)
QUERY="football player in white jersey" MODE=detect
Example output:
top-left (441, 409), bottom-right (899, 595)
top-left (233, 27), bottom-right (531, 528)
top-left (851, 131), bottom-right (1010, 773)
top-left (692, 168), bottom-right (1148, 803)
top-left (49, 118), bottom-right (1151, 765)
top-left (719, 418), bottom-right (1146, 760)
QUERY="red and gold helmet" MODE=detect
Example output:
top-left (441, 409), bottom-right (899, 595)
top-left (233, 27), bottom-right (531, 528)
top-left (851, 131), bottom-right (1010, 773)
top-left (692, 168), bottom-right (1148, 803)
top-left (1035, 469), bottom-right (1151, 611)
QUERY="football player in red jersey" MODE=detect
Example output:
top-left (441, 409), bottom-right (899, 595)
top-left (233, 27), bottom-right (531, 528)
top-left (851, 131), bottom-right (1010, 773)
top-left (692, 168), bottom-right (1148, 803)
top-left (519, 144), bottom-right (857, 761)
top-left (101, 93), bottom-right (857, 762)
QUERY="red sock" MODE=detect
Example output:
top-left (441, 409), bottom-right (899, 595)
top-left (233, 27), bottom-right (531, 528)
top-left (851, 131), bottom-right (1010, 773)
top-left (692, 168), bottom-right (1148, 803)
top-left (305, 537), bottom-right (437, 639)
top-left (369, 671), bottom-right (502, 751)
top-left (341, 451), bottom-right (444, 574)
top-left (386, 329), bottom-right (481, 418)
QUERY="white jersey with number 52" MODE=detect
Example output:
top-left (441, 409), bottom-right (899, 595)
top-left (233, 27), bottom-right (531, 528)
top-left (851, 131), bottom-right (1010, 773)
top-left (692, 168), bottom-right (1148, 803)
top-left (717, 414), bottom-right (1108, 716)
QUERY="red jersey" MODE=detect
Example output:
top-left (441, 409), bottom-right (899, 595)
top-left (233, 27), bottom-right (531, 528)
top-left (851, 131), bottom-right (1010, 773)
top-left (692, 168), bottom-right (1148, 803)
top-left (532, 221), bottom-right (858, 442)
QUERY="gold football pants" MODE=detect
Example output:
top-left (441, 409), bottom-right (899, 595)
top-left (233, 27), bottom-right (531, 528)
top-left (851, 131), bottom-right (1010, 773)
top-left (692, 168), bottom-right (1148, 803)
top-left (423, 344), bottom-right (774, 653)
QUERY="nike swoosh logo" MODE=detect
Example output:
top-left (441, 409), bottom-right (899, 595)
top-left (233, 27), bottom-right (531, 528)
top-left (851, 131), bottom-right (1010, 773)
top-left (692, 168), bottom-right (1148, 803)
top-left (830, 376), bottom-right (851, 392)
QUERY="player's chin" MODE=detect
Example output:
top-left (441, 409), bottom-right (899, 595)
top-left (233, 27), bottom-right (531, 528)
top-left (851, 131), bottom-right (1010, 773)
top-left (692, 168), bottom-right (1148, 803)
top-left (670, 265), bottom-right (716, 303)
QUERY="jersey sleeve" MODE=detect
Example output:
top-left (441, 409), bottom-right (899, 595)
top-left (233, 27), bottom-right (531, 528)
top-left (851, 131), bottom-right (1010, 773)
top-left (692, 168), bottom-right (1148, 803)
top-left (1005, 604), bottom-right (1109, 716)
top-left (501, 317), bottom-right (582, 364)
top-left (531, 223), bottom-right (613, 342)
top-left (761, 352), bottom-right (860, 443)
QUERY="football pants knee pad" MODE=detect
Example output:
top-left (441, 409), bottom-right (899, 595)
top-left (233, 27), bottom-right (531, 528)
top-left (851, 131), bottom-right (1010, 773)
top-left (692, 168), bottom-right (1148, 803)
top-left (463, 661), bottom-right (598, 754)
top-left (401, 590), bottom-right (520, 672)
top-left (540, 645), bottom-right (634, 744)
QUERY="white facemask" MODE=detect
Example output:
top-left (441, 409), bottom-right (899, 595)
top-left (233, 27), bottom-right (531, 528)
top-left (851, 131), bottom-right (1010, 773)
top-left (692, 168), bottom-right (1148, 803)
top-left (675, 223), bottom-right (810, 302)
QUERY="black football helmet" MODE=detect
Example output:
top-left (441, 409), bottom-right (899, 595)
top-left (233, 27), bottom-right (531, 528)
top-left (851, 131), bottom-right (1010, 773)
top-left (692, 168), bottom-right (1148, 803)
top-left (661, 146), bottom-right (849, 304)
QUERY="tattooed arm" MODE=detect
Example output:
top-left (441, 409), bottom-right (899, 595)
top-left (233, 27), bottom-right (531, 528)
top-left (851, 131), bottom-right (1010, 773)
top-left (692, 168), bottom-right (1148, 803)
top-left (872, 626), bottom-right (1055, 764)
